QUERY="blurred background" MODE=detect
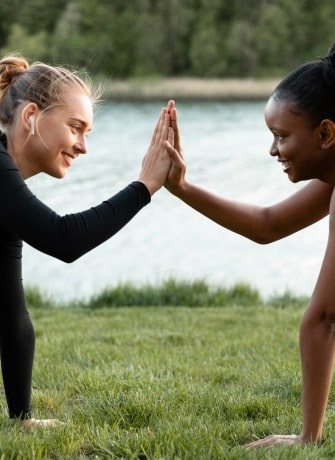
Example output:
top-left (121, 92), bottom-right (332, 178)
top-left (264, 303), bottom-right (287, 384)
top-left (0, 0), bottom-right (334, 80)
top-left (1, 1), bottom-right (334, 302)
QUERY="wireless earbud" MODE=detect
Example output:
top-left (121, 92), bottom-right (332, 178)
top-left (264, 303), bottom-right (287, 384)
top-left (29, 115), bottom-right (35, 136)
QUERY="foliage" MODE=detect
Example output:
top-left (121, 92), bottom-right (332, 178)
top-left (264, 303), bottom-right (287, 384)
top-left (0, 0), bottom-right (334, 78)
top-left (25, 285), bottom-right (57, 309)
top-left (25, 280), bottom-right (309, 310)
top-left (82, 279), bottom-right (263, 309)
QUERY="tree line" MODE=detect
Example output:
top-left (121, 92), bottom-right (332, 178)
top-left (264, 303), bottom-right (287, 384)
top-left (0, 0), bottom-right (334, 78)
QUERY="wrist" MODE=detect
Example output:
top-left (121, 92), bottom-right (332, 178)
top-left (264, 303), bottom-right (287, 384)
top-left (137, 179), bottom-right (157, 196)
top-left (168, 180), bottom-right (189, 198)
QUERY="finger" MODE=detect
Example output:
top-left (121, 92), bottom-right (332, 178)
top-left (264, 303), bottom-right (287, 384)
top-left (167, 99), bottom-right (175, 113)
top-left (246, 439), bottom-right (273, 448)
top-left (167, 126), bottom-right (174, 146)
top-left (163, 112), bottom-right (171, 139)
top-left (164, 141), bottom-right (184, 164)
top-left (154, 112), bottom-right (170, 147)
top-left (149, 109), bottom-right (165, 147)
top-left (170, 107), bottom-right (182, 151)
top-left (164, 140), bottom-right (176, 156)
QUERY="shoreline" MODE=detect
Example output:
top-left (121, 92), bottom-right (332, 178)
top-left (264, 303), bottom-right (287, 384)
top-left (100, 77), bottom-right (281, 102)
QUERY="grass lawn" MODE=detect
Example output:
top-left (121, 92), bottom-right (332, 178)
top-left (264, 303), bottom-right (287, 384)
top-left (0, 292), bottom-right (334, 459)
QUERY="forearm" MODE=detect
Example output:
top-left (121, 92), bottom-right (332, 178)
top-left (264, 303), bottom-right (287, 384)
top-left (19, 182), bottom-right (151, 262)
top-left (170, 181), bottom-right (271, 243)
top-left (300, 306), bottom-right (335, 443)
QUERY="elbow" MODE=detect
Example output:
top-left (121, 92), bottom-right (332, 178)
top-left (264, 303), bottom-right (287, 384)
top-left (251, 208), bottom-right (283, 245)
top-left (253, 234), bottom-right (278, 245)
top-left (247, 225), bottom-right (280, 245)
top-left (62, 255), bottom-right (77, 264)
top-left (53, 251), bottom-right (80, 263)
top-left (57, 255), bottom-right (76, 263)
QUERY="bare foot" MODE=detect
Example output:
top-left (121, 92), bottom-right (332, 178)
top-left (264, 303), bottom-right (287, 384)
top-left (19, 418), bottom-right (65, 431)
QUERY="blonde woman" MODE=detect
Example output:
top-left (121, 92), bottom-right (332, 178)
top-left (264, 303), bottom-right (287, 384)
top-left (0, 55), bottom-right (173, 428)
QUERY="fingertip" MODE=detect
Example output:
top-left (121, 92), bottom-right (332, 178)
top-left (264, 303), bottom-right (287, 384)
top-left (166, 100), bottom-right (175, 114)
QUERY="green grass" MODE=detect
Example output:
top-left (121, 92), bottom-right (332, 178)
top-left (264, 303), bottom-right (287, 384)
top-left (0, 281), bottom-right (332, 458)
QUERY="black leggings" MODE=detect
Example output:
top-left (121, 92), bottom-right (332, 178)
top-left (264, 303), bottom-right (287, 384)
top-left (0, 252), bottom-right (35, 419)
top-left (0, 310), bottom-right (34, 419)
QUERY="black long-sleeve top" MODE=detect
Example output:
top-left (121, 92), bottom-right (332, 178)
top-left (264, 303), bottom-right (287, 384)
top-left (0, 133), bottom-right (151, 264)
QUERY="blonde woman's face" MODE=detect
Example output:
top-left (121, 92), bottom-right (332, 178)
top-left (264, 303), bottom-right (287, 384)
top-left (26, 91), bottom-right (93, 179)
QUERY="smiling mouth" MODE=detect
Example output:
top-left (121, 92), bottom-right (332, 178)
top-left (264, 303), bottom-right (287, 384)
top-left (280, 160), bottom-right (291, 172)
top-left (62, 152), bottom-right (75, 166)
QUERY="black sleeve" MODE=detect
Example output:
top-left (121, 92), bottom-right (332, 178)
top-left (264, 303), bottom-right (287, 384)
top-left (0, 150), bottom-right (151, 262)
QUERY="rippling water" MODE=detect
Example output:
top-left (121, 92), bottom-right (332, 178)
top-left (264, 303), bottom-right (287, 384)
top-left (23, 101), bottom-right (328, 301)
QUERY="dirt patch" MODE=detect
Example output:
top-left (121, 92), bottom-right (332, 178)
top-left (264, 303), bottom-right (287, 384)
top-left (101, 77), bottom-right (281, 102)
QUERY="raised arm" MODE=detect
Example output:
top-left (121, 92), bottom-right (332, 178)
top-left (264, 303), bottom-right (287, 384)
top-left (164, 106), bottom-right (333, 243)
top-left (0, 106), bottom-right (172, 262)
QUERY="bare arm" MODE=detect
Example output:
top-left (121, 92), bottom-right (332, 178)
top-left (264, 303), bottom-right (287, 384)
top-left (247, 188), bottom-right (335, 448)
top-left (169, 179), bottom-right (331, 243)
top-left (298, 189), bottom-right (335, 443)
top-left (165, 106), bottom-right (332, 243)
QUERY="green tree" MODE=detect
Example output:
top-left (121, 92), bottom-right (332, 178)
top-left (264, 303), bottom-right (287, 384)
top-left (0, 0), bottom-right (21, 46)
top-left (1, 0), bottom-right (335, 78)
top-left (302, 0), bottom-right (335, 59)
top-left (225, 20), bottom-right (257, 75)
top-left (132, 0), bottom-right (195, 76)
top-left (254, 4), bottom-right (292, 74)
top-left (189, 0), bottom-right (232, 77)
top-left (50, 1), bottom-right (137, 76)
top-left (0, 24), bottom-right (48, 62)
top-left (16, 0), bottom-right (68, 35)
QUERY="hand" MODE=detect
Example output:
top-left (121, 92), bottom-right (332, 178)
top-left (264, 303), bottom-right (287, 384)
top-left (164, 104), bottom-right (187, 195)
top-left (138, 106), bottom-right (173, 195)
top-left (246, 434), bottom-right (302, 448)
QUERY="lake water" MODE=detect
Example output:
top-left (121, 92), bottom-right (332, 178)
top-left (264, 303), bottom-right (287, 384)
top-left (23, 101), bottom-right (328, 301)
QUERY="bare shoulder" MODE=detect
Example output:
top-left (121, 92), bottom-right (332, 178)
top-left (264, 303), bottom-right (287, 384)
top-left (328, 186), bottom-right (335, 223)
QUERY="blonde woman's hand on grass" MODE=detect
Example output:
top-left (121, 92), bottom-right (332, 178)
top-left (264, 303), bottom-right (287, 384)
top-left (246, 434), bottom-right (303, 448)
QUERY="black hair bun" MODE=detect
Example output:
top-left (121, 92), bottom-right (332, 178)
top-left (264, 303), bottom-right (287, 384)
top-left (321, 44), bottom-right (335, 92)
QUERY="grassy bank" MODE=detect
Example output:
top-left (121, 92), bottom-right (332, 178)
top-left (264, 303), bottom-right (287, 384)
top-left (25, 279), bottom-right (309, 310)
top-left (0, 281), bottom-right (329, 459)
top-left (99, 77), bottom-right (281, 102)
top-left (1, 299), bottom-right (333, 459)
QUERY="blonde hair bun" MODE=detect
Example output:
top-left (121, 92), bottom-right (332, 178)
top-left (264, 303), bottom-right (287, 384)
top-left (0, 53), bottom-right (96, 127)
top-left (0, 56), bottom-right (29, 96)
